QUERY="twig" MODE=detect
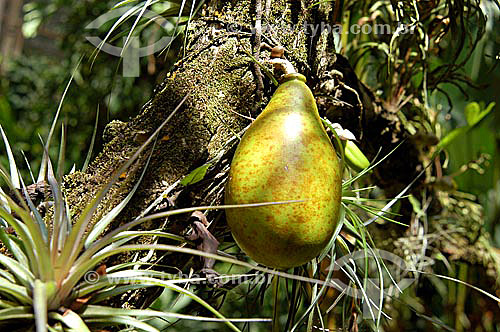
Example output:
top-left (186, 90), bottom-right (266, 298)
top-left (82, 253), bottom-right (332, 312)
top-left (253, 0), bottom-right (264, 102)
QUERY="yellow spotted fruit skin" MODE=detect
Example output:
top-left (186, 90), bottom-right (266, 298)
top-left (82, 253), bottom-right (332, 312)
top-left (225, 73), bottom-right (342, 269)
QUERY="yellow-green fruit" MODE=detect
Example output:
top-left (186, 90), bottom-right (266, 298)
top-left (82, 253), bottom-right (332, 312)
top-left (225, 73), bottom-right (342, 269)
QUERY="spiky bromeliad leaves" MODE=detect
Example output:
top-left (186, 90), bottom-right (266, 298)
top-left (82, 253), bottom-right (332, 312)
top-left (0, 100), bottom-right (261, 332)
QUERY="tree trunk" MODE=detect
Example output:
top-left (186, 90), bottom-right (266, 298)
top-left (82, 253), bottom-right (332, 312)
top-left (0, 0), bottom-right (23, 71)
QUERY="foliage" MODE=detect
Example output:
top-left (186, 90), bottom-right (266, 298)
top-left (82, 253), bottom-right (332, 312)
top-left (0, 0), bottom-right (181, 174)
top-left (339, 0), bottom-right (500, 330)
top-left (342, 0), bottom-right (500, 226)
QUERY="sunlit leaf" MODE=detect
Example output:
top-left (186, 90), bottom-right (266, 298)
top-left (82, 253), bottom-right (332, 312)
top-left (180, 163), bottom-right (211, 186)
top-left (0, 124), bottom-right (20, 189)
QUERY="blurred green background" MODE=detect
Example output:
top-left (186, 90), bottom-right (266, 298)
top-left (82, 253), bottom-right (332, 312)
top-left (0, 0), bottom-right (180, 174)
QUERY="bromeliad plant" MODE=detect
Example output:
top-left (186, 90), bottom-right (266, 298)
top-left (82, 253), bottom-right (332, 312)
top-left (0, 96), bottom-right (276, 331)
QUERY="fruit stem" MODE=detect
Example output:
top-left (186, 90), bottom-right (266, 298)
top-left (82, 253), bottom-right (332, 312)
top-left (268, 58), bottom-right (296, 75)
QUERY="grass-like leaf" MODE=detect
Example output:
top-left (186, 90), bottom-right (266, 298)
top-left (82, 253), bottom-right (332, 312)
top-left (122, 0), bottom-right (154, 57)
top-left (0, 204), bottom-right (50, 281)
top-left (18, 175), bottom-right (49, 242)
top-left (82, 107), bottom-right (99, 172)
top-left (0, 277), bottom-right (32, 304)
top-left (48, 310), bottom-right (91, 332)
top-left (0, 306), bottom-right (33, 321)
top-left (0, 227), bottom-right (30, 269)
top-left (84, 142), bottom-right (154, 248)
top-left (83, 304), bottom-right (269, 323)
top-left (38, 59), bottom-right (81, 183)
top-left (0, 252), bottom-right (35, 289)
top-left (0, 124), bottom-right (20, 189)
top-left (86, 315), bottom-right (160, 332)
